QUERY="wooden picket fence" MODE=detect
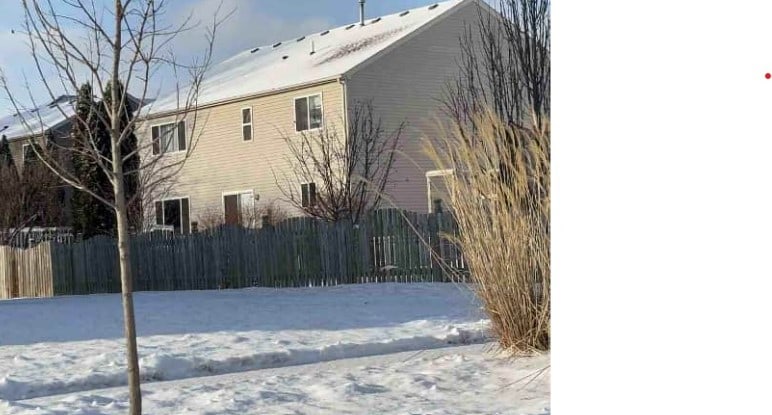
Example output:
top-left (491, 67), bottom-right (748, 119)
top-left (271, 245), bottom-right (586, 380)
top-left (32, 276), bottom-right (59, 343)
top-left (0, 243), bottom-right (55, 299)
top-left (1, 209), bottom-right (467, 299)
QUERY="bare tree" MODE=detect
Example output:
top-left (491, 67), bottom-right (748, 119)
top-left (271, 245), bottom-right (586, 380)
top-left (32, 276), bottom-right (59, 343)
top-left (444, 0), bottom-right (550, 130)
top-left (275, 101), bottom-right (404, 223)
top-left (255, 200), bottom-right (290, 227)
top-left (442, 0), bottom-right (550, 207)
top-left (0, 1), bottom-right (226, 413)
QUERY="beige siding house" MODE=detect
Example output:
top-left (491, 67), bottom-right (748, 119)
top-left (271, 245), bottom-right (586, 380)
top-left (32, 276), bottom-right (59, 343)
top-left (140, 0), bottom-right (488, 233)
top-left (0, 95), bottom-right (77, 172)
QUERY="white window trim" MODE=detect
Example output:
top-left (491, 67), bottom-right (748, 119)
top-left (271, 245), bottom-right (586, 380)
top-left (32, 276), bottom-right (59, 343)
top-left (150, 120), bottom-right (187, 155)
top-left (292, 92), bottom-right (324, 134)
top-left (21, 143), bottom-right (31, 163)
top-left (241, 107), bottom-right (253, 141)
top-left (221, 189), bottom-right (255, 213)
top-left (155, 196), bottom-right (192, 234)
top-left (426, 169), bottom-right (454, 212)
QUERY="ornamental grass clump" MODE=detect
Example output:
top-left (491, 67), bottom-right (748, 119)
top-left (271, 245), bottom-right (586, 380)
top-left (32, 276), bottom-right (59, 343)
top-left (425, 110), bottom-right (550, 353)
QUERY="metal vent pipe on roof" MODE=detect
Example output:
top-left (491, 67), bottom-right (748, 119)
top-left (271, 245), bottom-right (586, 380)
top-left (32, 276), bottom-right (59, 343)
top-left (359, 0), bottom-right (366, 26)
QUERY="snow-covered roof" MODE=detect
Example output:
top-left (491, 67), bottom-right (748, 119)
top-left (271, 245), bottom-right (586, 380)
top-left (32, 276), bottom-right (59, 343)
top-left (1, 95), bottom-right (152, 142)
top-left (0, 96), bottom-right (76, 141)
top-left (148, 0), bottom-right (467, 116)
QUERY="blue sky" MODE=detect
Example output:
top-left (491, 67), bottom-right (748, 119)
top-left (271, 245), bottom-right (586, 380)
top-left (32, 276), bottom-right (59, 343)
top-left (0, 0), bottom-right (445, 115)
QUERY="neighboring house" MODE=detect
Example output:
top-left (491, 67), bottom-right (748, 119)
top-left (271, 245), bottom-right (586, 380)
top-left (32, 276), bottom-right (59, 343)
top-left (0, 95), bottom-right (78, 228)
top-left (0, 94), bottom-right (147, 228)
top-left (141, 0), bottom-right (489, 234)
top-left (0, 95), bottom-right (77, 171)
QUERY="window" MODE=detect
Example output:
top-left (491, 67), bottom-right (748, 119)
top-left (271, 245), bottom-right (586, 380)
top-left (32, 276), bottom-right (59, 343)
top-left (22, 144), bottom-right (35, 164)
top-left (301, 182), bottom-right (317, 208)
top-left (22, 143), bottom-right (43, 165)
top-left (152, 121), bottom-right (186, 155)
top-left (294, 94), bottom-right (322, 132)
top-left (223, 191), bottom-right (254, 226)
top-left (241, 108), bottom-right (252, 141)
top-left (154, 197), bottom-right (190, 234)
top-left (426, 170), bottom-right (454, 213)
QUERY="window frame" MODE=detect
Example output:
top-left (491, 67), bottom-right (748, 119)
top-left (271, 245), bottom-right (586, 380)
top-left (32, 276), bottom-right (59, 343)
top-left (154, 196), bottom-right (191, 234)
top-left (300, 182), bottom-right (317, 208)
top-left (21, 143), bottom-right (32, 164)
top-left (241, 107), bottom-right (253, 141)
top-left (150, 120), bottom-right (187, 155)
top-left (293, 93), bottom-right (324, 133)
top-left (221, 189), bottom-right (255, 225)
top-left (426, 169), bottom-right (455, 213)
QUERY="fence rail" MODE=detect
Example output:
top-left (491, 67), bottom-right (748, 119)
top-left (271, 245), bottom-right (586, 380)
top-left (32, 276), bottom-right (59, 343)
top-left (1, 209), bottom-right (467, 300)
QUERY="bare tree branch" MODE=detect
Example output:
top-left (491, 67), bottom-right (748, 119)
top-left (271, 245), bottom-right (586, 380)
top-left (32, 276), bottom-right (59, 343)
top-left (274, 101), bottom-right (404, 223)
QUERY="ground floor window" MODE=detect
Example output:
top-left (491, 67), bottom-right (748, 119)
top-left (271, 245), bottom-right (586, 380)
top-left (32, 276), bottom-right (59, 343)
top-left (426, 170), bottom-right (454, 213)
top-left (301, 182), bottom-right (317, 208)
top-left (155, 197), bottom-right (190, 234)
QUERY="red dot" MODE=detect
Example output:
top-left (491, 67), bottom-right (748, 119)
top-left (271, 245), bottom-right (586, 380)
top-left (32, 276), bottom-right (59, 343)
top-left (766, 73), bottom-right (771, 79)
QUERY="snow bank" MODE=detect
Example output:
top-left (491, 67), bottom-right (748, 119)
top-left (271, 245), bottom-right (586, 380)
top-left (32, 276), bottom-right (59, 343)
top-left (2, 344), bottom-right (551, 415)
top-left (0, 283), bottom-right (488, 402)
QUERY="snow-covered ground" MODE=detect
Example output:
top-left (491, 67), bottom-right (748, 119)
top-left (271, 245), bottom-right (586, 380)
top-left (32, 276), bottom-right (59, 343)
top-left (1, 344), bottom-right (550, 415)
top-left (0, 283), bottom-right (550, 414)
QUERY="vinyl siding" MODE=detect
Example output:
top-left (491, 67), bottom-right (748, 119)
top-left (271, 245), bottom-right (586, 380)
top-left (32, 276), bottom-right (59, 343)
top-left (138, 81), bottom-right (344, 228)
top-left (345, 0), bottom-right (481, 213)
top-left (7, 124), bottom-right (72, 172)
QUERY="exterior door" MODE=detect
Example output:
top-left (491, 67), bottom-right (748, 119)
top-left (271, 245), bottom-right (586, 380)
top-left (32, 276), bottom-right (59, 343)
top-left (223, 194), bottom-right (241, 225)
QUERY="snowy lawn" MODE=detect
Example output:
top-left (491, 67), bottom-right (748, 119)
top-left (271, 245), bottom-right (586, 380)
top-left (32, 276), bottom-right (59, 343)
top-left (1, 344), bottom-right (550, 415)
top-left (0, 283), bottom-right (490, 402)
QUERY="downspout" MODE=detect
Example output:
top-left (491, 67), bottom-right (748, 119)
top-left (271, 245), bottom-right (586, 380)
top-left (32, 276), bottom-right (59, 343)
top-left (340, 75), bottom-right (353, 220)
top-left (340, 76), bottom-right (349, 144)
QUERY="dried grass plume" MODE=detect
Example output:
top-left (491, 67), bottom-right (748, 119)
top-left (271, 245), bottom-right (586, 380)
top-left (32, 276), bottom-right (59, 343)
top-left (424, 109), bottom-right (550, 353)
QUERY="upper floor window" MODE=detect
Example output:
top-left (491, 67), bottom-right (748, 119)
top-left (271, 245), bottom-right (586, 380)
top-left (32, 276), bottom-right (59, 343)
top-left (152, 121), bottom-right (186, 155)
top-left (294, 94), bottom-right (322, 132)
top-left (241, 108), bottom-right (253, 141)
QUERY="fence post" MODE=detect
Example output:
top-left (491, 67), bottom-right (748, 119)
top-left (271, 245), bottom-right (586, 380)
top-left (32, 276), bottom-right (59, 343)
top-left (10, 249), bottom-right (19, 298)
top-left (429, 210), bottom-right (442, 282)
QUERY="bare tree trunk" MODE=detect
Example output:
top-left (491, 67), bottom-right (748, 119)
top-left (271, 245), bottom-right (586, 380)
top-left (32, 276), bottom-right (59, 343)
top-left (115, 190), bottom-right (141, 414)
top-left (3, 1), bottom-right (225, 412)
top-left (110, 3), bottom-right (140, 412)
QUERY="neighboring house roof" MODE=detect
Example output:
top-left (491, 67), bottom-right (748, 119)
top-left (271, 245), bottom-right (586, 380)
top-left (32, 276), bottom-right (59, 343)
top-left (0, 95), bottom-right (77, 141)
top-left (0, 94), bottom-right (152, 142)
top-left (148, 0), bottom-right (468, 116)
